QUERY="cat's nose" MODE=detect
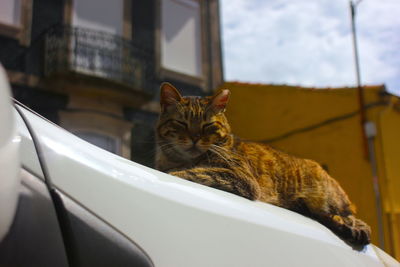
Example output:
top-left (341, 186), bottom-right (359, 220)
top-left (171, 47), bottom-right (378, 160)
top-left (191, 134), bottom-right (201, 144)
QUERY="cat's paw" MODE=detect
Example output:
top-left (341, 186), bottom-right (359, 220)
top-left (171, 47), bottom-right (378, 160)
top-left (340, 216), bottom-right (371, 246)
top-left (348, 223), bottom-right (371, 246)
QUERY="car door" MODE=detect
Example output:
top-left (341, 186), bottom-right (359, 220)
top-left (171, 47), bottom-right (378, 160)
top-left (0, 64), bottom-right (69, 267)
top-left (0, 64), bottom-right (153, 267)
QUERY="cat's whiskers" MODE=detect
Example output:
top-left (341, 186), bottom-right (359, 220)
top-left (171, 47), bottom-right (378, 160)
top-left (210, 144), bottom-right (237, 160)
top-left (216, 144), bottom-right (247, 161)
top-left (212, 144), bottom-right (242, 159)
top-left (209, 145), bottom-right (236, 167)
top-left (158, 143), bottom-right (178, 156)
top-left (158, 143), bottom-right (174, 149)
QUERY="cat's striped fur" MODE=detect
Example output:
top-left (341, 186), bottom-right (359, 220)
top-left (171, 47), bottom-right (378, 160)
top-left (156, 82), bottom-right (371, 247)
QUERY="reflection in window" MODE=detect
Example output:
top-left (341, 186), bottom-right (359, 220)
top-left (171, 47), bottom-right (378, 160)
top-left (71, 0), bottom-right (124, 79)
top-left (72, 0), bottom-right (123, 35)
top-left (76, 132), bottom-right (120, 154)
top-left (161, 0), bottom-right (202, 77)
top-left (0, 0), bottom-right (21, 26)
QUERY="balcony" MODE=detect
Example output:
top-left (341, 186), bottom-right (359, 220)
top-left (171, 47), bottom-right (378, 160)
top-left (44, 25), bottom-right (154, 92)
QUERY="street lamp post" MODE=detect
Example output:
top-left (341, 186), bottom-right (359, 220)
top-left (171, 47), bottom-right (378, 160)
top-left (349, 0), bottom-right (385, 249)
top-left (350, 0), bottom-right (368, 158)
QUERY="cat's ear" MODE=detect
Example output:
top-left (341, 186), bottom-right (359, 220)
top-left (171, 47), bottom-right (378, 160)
top-left (160, 82), bottom-right (182, 109)
top-left (209, 89), bottom-right (230, 114)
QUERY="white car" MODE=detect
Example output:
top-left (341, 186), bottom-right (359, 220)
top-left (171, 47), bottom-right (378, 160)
top-left (0, 65), bottom-right (399, 267)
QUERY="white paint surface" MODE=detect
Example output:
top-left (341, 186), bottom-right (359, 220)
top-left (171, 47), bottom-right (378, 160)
top-left (0, 65), bottom-right (20, 242)
top-left (16, 106), bottom-right (400, 266)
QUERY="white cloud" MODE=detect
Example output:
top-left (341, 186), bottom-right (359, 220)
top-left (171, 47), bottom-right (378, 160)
top-left (220, 0), bottom-right (400, 95)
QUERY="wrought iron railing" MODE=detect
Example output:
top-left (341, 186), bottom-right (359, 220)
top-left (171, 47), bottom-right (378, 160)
top-left (44, 25), bottom-right (154, 91)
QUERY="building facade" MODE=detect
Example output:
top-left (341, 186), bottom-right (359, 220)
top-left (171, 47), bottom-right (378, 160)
top-left (0, 0), bottom-right (223, 167)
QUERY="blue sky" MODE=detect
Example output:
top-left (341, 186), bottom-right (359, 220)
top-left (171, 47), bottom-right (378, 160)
top-left (220, 0), bottom-right (400, 96)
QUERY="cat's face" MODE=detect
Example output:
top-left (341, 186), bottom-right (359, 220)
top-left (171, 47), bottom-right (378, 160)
top-left (157, 83), bottom-right (231, 159)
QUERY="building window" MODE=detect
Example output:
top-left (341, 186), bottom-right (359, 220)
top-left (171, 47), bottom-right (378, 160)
top-left (76, 132), bottom-right (120, 154)
top-left (72, 0), bottom-right (124, 36)
top-left (160, 0), bottom-right (203, 78)
top-left (0, 0), bottom-right (21, 27)
top-left (58, 110), bottom-right (132, 159)
top-left (71, 0), bottom-right (125, 75)
top-left (0, 0), bottom-right (32, 45)
top-left (59, 0), bottom-right (138, 85)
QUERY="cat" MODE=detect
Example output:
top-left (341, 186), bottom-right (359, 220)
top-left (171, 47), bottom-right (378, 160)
top-left (155, 82), bottom-right (371, 247)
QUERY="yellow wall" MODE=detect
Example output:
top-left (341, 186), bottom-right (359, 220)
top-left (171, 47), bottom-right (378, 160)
top-left (221, 82), bottom-right (400, 258)
top-left (376, 99), bottom-right (400, 257)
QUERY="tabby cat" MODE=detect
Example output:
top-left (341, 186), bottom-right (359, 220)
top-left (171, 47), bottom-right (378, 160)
top-left (155, 82), bottom-right (371, 247)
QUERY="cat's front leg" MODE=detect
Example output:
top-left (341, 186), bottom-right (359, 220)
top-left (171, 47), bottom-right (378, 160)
top-left (169, 167), bottom-right (261, 200)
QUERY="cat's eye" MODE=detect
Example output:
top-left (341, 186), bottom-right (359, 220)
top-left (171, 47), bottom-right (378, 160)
top-left (202, 122), bottom-right (215, 129)
top-left (173, 120), bottom-right (187, 128)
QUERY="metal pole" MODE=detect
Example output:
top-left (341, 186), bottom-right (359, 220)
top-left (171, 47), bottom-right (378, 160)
top-left (366, 125), bottom-right (386, 249)
top-left (350, 1), bottom-right (369, 159)
top-left (349, 1), bottom-right (385, 249)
